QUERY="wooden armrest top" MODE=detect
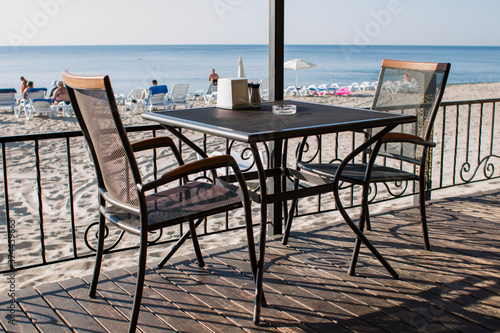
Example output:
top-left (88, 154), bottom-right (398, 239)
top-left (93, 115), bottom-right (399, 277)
top-left (382, 133), bottom-right (436, 147)
top-left (131, 136), bottom-right (175, 152)
top-left (140, 155), bottom-right (236, 192)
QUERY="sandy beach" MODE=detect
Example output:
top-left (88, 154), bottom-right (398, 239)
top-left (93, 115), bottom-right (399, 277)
top-left (1, 81), bottom-right (499, 293)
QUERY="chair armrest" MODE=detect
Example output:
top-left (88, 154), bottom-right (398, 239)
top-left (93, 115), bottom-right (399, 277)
top-left (382, 133), bottom-right (436, 148)
top-left (139, 155), bottom-right (238, 192)
top-left (131, 136), bottom-right (175, 152)
top-left (131, 136), bottom-right (184, 166)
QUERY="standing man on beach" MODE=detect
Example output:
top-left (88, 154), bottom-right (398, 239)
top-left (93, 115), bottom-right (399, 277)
top-left (20, 76), bottom-right (28, 95)
top-left (208, 69), bottom-right (219, 83)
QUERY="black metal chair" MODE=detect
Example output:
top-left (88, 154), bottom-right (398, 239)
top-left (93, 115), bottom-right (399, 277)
top-left (62, 71), bottom-right (259, 332)
top-left (284, 59), bottom-right (450, 274)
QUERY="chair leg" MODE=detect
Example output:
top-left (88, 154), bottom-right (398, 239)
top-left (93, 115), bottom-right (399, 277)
top-left (89, 213), bottom-right (106, 298)
top-left (188, 220), bottom-right (205, 267)
top-left (26, 107), bottom-right (32, 120)
top-left (348, 183), bottom-right (370, 276)
top-left (128, 234), bottom-right (148, 332)
top-left (282, 178), bottom-right (300, 245)
top-left (253, 213), bottom-right (268, 324)
top-left (365, 204), bottom-right (372, 231)
top-left (419, 180), bottom-right (431, 251)
top-left (282, 199), bottom-right (297, 245)
top-left (157, 218), bottom-right (204, 268)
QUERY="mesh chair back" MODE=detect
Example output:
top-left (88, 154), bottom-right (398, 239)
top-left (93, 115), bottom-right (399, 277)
top-left (62, 72), bottom-right (140, 209)
top-left (370, 59), bottom-right (450, 163)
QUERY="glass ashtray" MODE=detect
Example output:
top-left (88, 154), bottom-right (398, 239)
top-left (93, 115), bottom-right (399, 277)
top-left (272, 104), bottom-right (297, 115)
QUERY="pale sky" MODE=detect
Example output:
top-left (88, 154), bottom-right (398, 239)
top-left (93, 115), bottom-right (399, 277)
top-left (1, 0), bottom-right (499, 47)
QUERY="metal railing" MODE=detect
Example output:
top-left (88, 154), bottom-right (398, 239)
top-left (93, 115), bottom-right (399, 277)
top-left (1, 98), bottom-right (499, 273)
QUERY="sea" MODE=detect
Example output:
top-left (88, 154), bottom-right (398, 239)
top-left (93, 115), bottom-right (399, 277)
top-left (1, 44), bottom-right (499, 96)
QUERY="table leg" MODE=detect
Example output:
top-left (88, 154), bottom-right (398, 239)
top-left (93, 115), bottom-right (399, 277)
top-left (162, 126), bottom-right (267, 321)
top-left (250, 143), bottom-right (269, 323)
top-left (267, 139), bottom-right (283, 235)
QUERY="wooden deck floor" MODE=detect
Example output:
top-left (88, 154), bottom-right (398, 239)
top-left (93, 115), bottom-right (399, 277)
top-left (2, 190), bottom-right (500, 332)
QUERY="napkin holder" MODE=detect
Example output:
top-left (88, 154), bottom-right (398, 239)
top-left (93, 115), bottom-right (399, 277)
top-left (216, 78), bottom-right (250, 109)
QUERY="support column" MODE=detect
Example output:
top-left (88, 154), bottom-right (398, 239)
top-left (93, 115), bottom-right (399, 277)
top-left (269, 0), bottom-right (284, 102)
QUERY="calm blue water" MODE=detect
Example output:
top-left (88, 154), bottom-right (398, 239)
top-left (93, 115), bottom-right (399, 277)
top-left (1, 45), bottom-right (499, 96)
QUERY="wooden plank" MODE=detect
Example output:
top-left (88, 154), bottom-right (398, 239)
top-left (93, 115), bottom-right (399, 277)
top-left (0, 294), bottom-right (39, 333)
top-left (262, 247), bottom-right (417, 333)
top-left (131, 263), bottom-right (246, 333)
top-left (206, 247), bottom-right (355, 332)
top-left (202, 247), bottom-right (316, 333)
top-left (355, 212), bottom-right (500, 331)
top-left (155, 257), bottom-right (263, 332)
top-left (0, 191), bottom-right (498, 333)
top-left (263, 241), bottom-right (449, 333)
top-left (14, 288), bottom-right (71, 332)
top-left (81, 272), bottom-right (174, 333)
top-left (104, 268), bottom-right (210, 333)
top-left (301, 219), bottom-right (496, 332)
top-left (221, 245), bottom-right (402, 333)
top-left (58, 278), bottom-right (131, 333)
top-left (35, 281), bottom-right (107, 333)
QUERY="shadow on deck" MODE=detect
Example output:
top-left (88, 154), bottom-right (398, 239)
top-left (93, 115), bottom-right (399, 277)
top-left (2, 190), bottom-right (500, 332)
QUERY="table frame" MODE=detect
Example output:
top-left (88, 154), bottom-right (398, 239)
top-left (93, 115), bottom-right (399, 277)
top-left (142, 100), bottom-right (415, 323)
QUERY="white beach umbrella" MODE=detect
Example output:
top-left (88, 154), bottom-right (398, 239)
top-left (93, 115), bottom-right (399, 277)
top-left (284, 58), bottom-right (317, 87)
top-left (238, 55), bottom-right (246, 78)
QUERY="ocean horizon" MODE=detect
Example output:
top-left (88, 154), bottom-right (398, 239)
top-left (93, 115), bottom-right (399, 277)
top-left (1, 44), bottom-right (499, 96)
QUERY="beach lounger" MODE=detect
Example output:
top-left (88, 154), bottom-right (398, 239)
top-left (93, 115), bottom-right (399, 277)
top-left (317, 84), bottom-right (337, 95)
top-left (348, 82), bottom-right (361, 91)
top-left (114, 93), bottom-right (126, 105)
top-left (285, 60), bottom-right (451, 268)
top-left (125, 88), bottom-right (147, 113)
top-left (284, 85), bottom-right (306, 97)
top-left (203, 81), bottom-right (218, 103)
top-left (51, 101), bottom-right (73, 117)
top-left (0, 89), bottom-right (17, 112)
top-left (306, 85), bottom-right (322, 96)
top-left (15, 88), bottom-right (46, 117)
top-left (360, 81), bottom-right (371, 91)
top-left (26, 98), bottom-right (57, 120)
top-left (165, 84), bottom-right (193, 109)
top-left (16, 88), bottom-right (56, 120)
top-left (62, 70), bottom-right (256, 332)
top-left (141, 85), bottom-right (169, 112)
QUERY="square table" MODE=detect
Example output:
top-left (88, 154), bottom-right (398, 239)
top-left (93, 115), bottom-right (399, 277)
top-left (143, 100), bottom-right (416, 322)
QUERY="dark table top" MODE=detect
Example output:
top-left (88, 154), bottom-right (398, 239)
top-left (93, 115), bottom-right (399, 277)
top-left (142, 100), bottom-right (416, 143)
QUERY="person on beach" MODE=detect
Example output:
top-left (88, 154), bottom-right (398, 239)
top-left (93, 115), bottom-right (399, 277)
top-left (208, 68), bottom-right (219, 83)
top-left (20, 76), bottom-right (28, 95)
top-left (139, 79), bottom-right (158, 100)
top-left (52, 81), bottom-right (70, 105)
top-left (22, 81), bottom-right (34, 100)
top-left (49, 80), bottom-right (58, 98)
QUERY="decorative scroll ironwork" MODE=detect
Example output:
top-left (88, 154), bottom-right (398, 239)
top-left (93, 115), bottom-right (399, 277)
top-left (460, 155), bottom-right (500, 183)
top-left (84, 222), bottom-right (124, 252)
top-left (295, 135), bottom-right (321, 164)
top-left (84, 222), bottom-right (163, 252)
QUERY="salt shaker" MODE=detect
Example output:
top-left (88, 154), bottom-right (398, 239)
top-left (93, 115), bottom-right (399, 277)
top-left (249, 83), bottom-right (261, 108)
